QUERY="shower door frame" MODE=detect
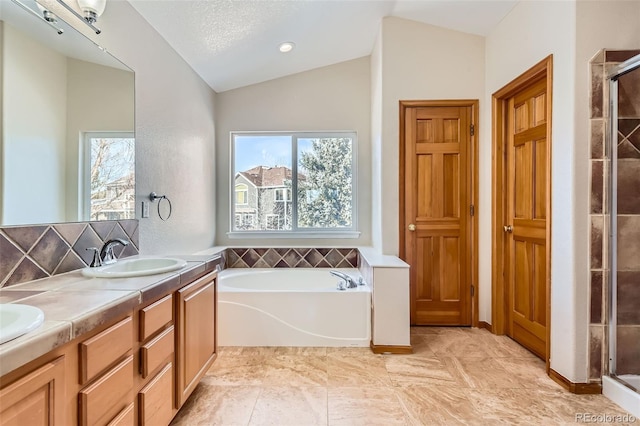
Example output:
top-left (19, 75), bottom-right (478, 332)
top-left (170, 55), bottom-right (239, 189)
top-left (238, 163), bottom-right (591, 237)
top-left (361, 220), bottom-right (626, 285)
top-left (607, 53), bottom-right (640, 387)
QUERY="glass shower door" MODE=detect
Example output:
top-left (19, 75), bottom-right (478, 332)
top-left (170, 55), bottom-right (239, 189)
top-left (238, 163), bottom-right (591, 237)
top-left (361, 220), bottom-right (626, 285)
top-left (608, 53), bottom-right (640, 393)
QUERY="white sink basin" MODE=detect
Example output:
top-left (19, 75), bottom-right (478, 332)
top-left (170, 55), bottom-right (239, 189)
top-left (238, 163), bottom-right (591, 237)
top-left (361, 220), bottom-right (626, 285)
top-left (0, 304), bottom-right (45, 344)
top-left (81, 257), bottom-right (188, 278)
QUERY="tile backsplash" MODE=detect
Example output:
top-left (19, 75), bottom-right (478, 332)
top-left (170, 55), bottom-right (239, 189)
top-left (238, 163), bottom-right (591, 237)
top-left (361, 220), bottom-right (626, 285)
top-left (0, 220), bottom-right (139, 288)
top-left (226, 248), bottom-right (358, 269)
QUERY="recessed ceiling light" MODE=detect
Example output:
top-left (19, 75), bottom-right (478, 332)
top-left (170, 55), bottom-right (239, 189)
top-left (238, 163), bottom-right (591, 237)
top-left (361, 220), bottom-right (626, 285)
top-left (279, 42), bottom-right (295, 53)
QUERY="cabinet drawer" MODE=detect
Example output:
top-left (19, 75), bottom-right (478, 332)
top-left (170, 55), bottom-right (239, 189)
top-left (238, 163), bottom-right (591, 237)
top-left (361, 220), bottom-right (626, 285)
top-left (139, 294), bottom-right (173, 341)
top-left (107, 403), bottom-right (134, 426)
top-left (140, 326), bottom-right (174, 378)
top-left (79, 355), bottom-right (133, 426)
top-left (139, 362), bottom-right (173, 426)
top-left (80, 317), bottom-right (133, 384)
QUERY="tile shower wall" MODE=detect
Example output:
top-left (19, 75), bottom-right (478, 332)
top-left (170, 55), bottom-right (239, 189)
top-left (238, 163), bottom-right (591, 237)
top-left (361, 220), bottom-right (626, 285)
top-left (589, 49), bottom-right (640, 382)
top-left (226, 248), bottom-right (358, 269)
top-left (0, 220), bottom-right (139, 288)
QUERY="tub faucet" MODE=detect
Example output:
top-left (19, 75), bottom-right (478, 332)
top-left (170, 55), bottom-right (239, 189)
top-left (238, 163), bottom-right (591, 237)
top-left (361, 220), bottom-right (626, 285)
top-left (330, 270), bottom-right (357, 288)
top-left (99, 238), bottom-right (129, 265)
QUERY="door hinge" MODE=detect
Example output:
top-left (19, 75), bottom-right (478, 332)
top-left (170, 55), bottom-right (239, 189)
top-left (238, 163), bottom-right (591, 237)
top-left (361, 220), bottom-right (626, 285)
top-left (470, 204), bottom-right (475, 216)
top-left (471, 285), bottom-right (475, 297)
top-left (470, 124), bottom-right (475, 136)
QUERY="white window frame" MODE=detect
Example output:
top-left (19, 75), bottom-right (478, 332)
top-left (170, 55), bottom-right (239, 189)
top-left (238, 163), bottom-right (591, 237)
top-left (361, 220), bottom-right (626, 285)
top-left (229, 131), bottom-right (359, 239)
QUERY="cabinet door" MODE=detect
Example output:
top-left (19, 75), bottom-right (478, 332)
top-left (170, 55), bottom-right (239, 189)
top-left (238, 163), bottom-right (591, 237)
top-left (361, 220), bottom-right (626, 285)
top-left (176, 273), bottom-right (216, 406)
top-left (0, 356), bottom-right (65, 426)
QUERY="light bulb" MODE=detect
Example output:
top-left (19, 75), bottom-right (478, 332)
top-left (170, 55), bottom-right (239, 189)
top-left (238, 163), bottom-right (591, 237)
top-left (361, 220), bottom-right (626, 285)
top-left (36, 2), bottom-right (57, 23)
top-left (77, 0), bottom-right (106, 23)
top-left (279, 42), bottom-right (295, 53)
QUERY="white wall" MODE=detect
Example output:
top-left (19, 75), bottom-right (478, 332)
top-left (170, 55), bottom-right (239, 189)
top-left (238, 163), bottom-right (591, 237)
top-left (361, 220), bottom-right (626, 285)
top-left (2, 22), bottom-right (67, 225)
top-left (215, 57), bottom-right (372, 247)
top-left (485, 0), bottom-right (580, 381)
top-left (40, 0), bottom-right (217, 254)
top-left (377, 17), bottom-right (486, 256)
top-left (65, 58), bottom-right (135, 221)
top-left (371, 31), bottom-right (383, 251)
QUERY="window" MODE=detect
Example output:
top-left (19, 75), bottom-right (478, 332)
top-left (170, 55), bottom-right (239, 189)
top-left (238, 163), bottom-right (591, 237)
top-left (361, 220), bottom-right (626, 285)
top-left (231, 132), bottom-right (356, 236)
top-left (274, 188), bottom-right (290, 202)
top-left (82, 132), bottom-right (135, 221)
top-left (235, 184), bottom-right (248, 205)
top-left (265, 214), bottom-right (280, 230)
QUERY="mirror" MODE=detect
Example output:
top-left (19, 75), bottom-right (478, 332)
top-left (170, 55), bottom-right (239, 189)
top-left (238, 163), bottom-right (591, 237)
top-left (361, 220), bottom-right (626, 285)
top-left (0, 0), bottom-right (135, 226)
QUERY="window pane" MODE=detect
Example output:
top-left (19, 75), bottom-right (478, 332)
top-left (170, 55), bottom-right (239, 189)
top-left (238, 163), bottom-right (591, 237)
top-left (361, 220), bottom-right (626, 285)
top-left (90, 137), bottom-right (135, 221)
top-left (233, 135), bottom-right (292, 231)
top-left (297, 137), bottom-right (353, 228)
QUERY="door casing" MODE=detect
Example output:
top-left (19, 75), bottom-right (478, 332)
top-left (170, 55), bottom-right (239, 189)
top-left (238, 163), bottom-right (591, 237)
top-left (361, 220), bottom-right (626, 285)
top-left (399, 99), bottom-right (479, 327)
top-left (491, 55), bottom-right (553, 370)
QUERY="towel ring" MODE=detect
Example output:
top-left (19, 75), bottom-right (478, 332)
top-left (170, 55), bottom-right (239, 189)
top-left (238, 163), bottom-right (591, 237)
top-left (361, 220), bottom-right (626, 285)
top-left (149, 192), bottom-right (172, 221)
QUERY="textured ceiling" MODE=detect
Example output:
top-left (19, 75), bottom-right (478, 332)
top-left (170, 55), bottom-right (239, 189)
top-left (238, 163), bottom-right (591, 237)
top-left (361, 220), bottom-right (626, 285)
top-left (129, 0), bottom-right (518, 92)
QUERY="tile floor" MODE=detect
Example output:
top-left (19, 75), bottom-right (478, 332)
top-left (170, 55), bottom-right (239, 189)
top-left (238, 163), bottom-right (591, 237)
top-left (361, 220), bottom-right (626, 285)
top-left (170, 327), bottom-right (634, 425)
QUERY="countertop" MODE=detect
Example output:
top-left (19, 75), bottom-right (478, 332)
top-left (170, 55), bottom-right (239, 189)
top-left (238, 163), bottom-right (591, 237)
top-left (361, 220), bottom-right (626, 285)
top-left (0, 253), bottom-right (223, 377)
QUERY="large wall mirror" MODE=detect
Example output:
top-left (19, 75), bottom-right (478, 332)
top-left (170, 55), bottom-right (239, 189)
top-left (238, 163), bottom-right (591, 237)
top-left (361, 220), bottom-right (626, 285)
top-left (0, 0), bottom-right (135, 226)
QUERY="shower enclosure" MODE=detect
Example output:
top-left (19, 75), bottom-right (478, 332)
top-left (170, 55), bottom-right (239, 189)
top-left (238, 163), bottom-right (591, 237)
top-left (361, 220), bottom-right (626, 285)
top-left (603, 52), bottom-right (640, 418)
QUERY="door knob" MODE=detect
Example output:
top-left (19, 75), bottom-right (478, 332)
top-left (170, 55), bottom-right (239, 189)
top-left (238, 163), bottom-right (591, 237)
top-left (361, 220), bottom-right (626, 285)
top-left (503, 225), bottom-right (513, 233)
top-left (408, 224), bottom-right (416, 231)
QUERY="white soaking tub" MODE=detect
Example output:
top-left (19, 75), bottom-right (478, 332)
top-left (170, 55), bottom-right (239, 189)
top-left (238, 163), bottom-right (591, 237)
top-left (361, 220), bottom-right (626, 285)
top-left (217, 268), bottom-right (371, 347)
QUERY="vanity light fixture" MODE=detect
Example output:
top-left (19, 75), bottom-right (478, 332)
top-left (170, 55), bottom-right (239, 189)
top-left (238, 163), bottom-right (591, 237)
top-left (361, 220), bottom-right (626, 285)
top-left (36, 2), bottom-right (58, 23)
top-left (76, 0), bottom-right (106, 24)
top-left (279, 42), bottom-right (295, 53)
top-left (11, 0), bottom-right (63, 34)
top-left (55, 0), bottom-right (105, 34)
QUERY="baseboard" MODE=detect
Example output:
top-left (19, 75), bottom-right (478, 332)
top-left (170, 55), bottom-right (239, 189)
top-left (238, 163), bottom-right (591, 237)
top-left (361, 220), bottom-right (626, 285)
top-left (549, 369), bottom-right (602, 394)
top-left (370, 341), bottom-right (413, 354)
top-left (478, 321), bottom-right (493, 332)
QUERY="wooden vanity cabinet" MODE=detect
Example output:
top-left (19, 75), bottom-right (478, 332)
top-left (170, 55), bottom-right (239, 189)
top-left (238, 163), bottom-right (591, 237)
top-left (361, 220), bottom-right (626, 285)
top-left (175, 271), bottom-right (217, 406)
top-left (0, 266), bottom-right (218, 426)
top-left (0, 356), bottom-right (66, 425)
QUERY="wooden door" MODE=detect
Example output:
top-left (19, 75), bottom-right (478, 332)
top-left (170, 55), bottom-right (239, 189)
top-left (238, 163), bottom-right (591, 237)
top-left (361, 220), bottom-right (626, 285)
top-left (505, 77), bottom-right (548, 358)
top-left (401, 102), bottom-right (476, 325)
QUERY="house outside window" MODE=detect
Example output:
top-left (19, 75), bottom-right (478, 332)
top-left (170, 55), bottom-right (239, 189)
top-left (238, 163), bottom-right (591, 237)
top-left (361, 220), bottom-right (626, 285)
top-left (230, 132), bottom-right (357, 236)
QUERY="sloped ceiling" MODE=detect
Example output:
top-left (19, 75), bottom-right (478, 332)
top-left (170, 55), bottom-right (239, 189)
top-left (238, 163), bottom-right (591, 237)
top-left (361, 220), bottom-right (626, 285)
top-left (129, 0), bottom-right (518, 92)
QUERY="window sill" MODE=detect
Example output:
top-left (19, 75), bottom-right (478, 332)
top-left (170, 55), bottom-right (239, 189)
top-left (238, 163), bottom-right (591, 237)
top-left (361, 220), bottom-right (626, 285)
top-left (227, 231), bottom-right (361, 239)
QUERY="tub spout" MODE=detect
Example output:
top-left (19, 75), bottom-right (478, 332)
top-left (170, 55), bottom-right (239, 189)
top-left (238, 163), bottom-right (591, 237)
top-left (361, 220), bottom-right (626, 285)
top-left (330, 270), bottom-right (357, 288)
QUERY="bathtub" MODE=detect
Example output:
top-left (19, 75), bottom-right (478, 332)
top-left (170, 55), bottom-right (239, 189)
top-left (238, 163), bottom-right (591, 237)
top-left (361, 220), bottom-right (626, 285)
top-left (217, 268), bottom-right (371, 347)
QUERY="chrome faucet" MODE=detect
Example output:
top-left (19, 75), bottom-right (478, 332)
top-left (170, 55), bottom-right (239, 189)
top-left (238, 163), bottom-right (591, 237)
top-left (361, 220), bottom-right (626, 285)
top-left (100, 238), bottom-right (129, 265)
top-left (86, 238), bottom-right (129, 267)
top-left (330, 270), bottom-right (357, 289)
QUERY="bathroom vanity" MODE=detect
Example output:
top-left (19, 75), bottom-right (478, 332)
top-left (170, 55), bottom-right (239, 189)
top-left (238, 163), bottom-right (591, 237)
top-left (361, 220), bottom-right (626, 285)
top-left (0, 254), bottom-right (219, 425)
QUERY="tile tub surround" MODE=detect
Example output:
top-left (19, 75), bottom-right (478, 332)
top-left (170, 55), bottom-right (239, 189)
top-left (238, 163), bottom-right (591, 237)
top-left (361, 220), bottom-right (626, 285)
top-left (0, 220), bottom-right (139, 288)
top-left (170, 327), bottom-right (634, 426)
top-left (226, 248), bottom-right (358, 269)
top-left (589, 49), bottom-right (640, 382)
